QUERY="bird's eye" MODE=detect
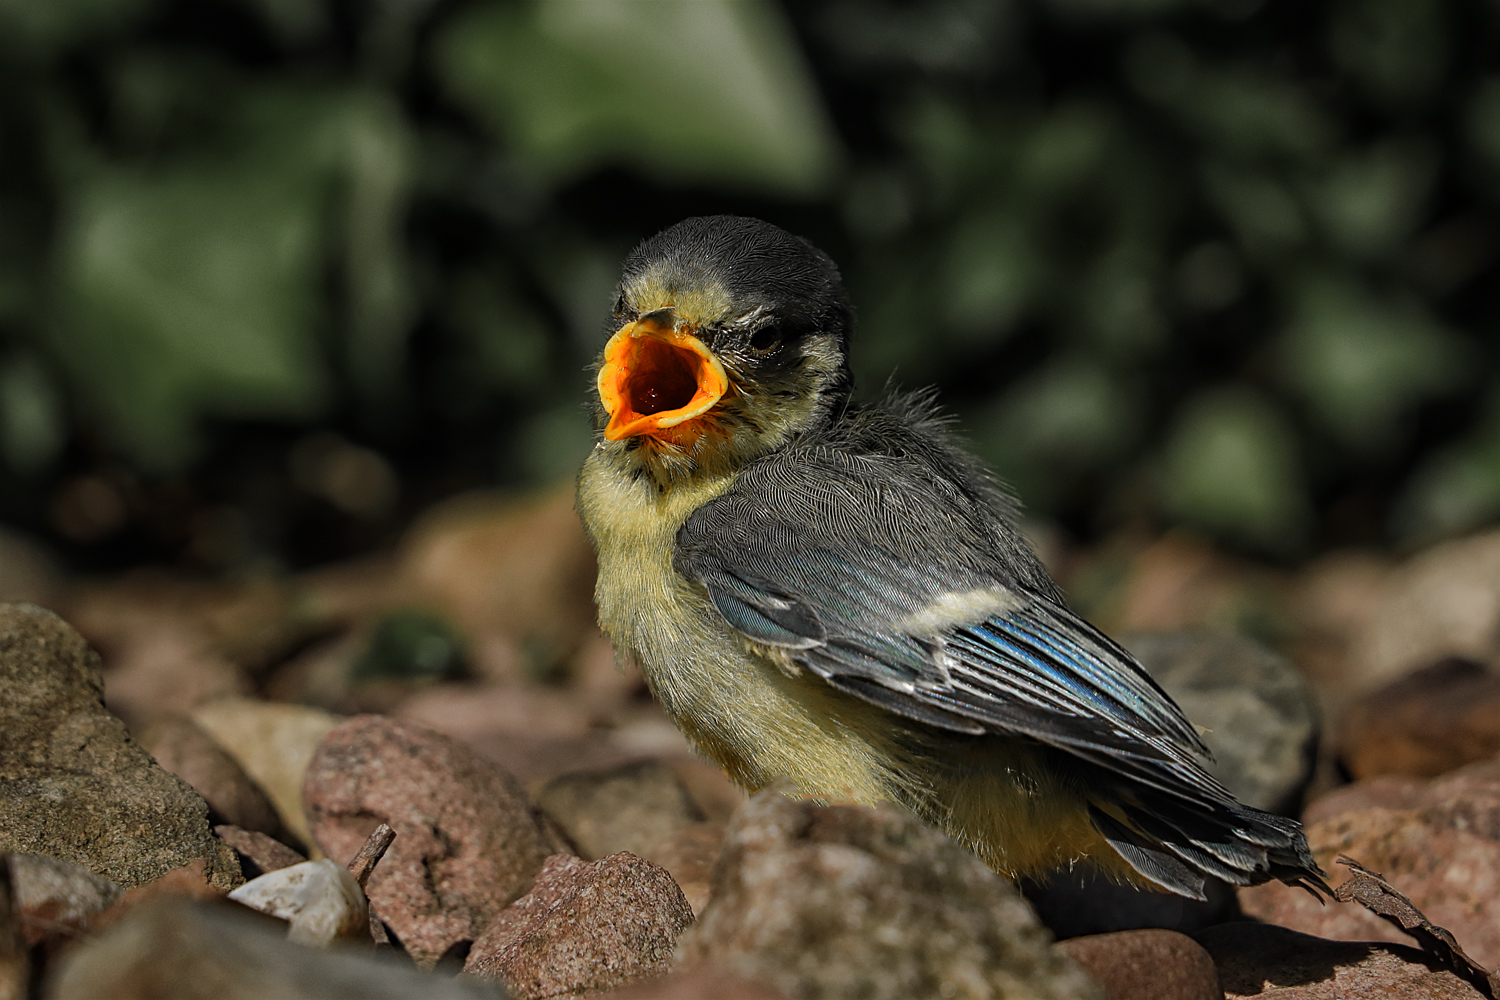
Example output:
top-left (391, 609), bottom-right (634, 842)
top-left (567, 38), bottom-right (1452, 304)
top-left (748, 324), bottom-right (783, 353)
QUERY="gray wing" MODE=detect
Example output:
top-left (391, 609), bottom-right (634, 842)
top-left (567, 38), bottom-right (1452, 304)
top-left (674, 441), bottom-right (1325, 898)
top-left (673, 447), bottom-right (1226, 806)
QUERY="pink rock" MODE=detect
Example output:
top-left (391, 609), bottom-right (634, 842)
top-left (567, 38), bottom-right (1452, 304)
top-left (641, 822), bottom-right (724, 917)
top-left (1241, 791), bottom-right (1500, 969)
top-left (1304, 757), bottom-right (1500, 826)
top-left (213, 825), bottom-right (306, 879)
top-left (465, 853), bottom-right (694, 998)
top-left (7, 854), bottom-right (121, 949)
top-left (0, 857), bottom-right (26, 1000)
top-left (1347, 529), bottom-right (1500, 692)
top-left (536, 760), bottom-right (706, 861)
top-left (1057, 929), bottom-right (1220, 1000)
top-left (1302, 775), bottom-right (1431, 826)
top-left (1195, 922), bottom-right (1481, 999)
top-left (303, 715), bottom-right (561, 968)
top-left (1338, 658), bottom-right (1500, 781)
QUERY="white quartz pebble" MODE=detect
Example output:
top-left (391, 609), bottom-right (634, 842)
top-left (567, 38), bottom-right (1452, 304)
top-left (228, 858), bottom-right (368, 947)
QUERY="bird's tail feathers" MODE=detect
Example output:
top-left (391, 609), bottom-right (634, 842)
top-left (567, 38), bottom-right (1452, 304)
top-left (1089, 793), bottom-right (1332, 901)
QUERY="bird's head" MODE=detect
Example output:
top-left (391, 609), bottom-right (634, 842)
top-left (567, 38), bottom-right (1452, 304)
top-left (591, 216), bottom-right (854, 484)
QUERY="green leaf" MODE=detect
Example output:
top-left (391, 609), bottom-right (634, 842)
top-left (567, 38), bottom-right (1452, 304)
top-left (1014, 102), bottom-right (1113, 198)
top-left (981, 355), bottom-right (1140, 471)
top-left (0, 0), bottom-right (152, 51)
top-left (0, 354), bottom-right (65, 475)
top-left (1077, 247), bottom-right (1165, 355)
top-left (435, 0), bottom-right (840, 195)
top-left (942, 207), bottom-right (1040, 341)
top-left (1178, 68), bottom-right (1336, 164)
top-left (444, 268), bottom-right (554, 397)
top-left (1160, 388), bottom-right (1309, 549)
top-left (1044, 0), bottom-right (1190, 18)
top-left (1466, 78), bottom-right (1500, 181)
top-left (1329, 0), bottom-right (1447, 110)
top-left (352, 609), bottom-right (467, 683)
top-left (1307, 140), bottom-right (1436, 260)
top-left (54, 162), bottom-right (329, 468)
top-left (49, 83), bottom-right (416, 466)
top-left (1279, 275), bottom-right (1464, 449)
top-left (333, 91), bottom-right (416, 402)
top-left (1203, 165), bottom-right (1307, 255)
top-left (1393, 386), bottom-right (1500, 543)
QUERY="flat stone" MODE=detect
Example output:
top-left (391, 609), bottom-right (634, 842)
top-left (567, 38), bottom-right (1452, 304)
top-left (49, 897), bottom-right (505, 1000)
top-left (1195, 922), bottom-right (1483, 999)
top-left (303, 715), bottom-right (561, 968)
top-left (676, 789), bottom-right (1103, 1000)
top-left (141, 716), bottom-right (290, 844)
top-left (536, 760), bottom-right (706, 861)
top-left (0, 604), bottom-right (240, 890)
top-left (7, 854), bottom-right (121, 948)
top-left (1338, 658), bottom-right (1500, 781)
top-left (594, 967), bottom-right (787, 999)
top-left (190, 699), bottom-right (342, 856)
top-left (0, 858), bottom-right (24, 1000)
top-left (1057, 929), bottom-right (1220, 1000)
top-left (466, 852), bottom-right (695, 997)
top-left (1240, 793), bottom-right (1500, 969)
top-left (213, 826), bottom-right (306, 880)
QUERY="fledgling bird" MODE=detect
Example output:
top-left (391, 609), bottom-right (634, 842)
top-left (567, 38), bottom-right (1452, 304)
top-left (576, 215), bottom-right (1327, 900)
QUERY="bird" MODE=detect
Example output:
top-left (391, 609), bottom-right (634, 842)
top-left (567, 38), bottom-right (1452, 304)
top-left (575, 214), bottom-right (1328, 900)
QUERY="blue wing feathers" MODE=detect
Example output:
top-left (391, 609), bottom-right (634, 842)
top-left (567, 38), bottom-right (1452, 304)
top-left (671, 402), bottom-right (1326, 893)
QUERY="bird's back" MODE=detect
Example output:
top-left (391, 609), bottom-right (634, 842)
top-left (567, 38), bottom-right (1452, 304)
top-left (669, 390), bottom-right (1327, 899)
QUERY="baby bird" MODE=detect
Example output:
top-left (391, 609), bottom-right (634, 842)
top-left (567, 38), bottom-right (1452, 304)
top-left (575, 215), bottom-right (1326, 899)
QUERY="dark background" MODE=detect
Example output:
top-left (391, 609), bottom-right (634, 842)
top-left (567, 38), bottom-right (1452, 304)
top-left (3, 0), bottom-right (1498, 576)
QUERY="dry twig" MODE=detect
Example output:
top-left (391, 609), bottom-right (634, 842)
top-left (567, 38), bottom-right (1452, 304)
top-left (1335, 856), bottom-right (1499, 998)
top-left (347, 824), bottom-right (396, 890)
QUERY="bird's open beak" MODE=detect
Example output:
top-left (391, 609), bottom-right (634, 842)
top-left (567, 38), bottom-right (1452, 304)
top-left (597, 317), bottom-right (729, 441)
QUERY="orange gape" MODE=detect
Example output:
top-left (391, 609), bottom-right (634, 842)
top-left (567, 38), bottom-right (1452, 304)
top-left (597, 317), bottom-right (728, 442)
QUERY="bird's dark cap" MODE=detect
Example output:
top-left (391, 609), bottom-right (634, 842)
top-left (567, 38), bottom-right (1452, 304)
top-left (619, 215), bottom-right (853, 347)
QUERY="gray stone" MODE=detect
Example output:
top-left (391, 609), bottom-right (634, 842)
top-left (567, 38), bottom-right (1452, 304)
top-left (47, 897), bottom-right (506, 1000)
top-left (1123, 629), bottom-right (1319, 813)
top-left (676, 789), bottom-right (1102, 1000)
top-left (0, 604), bottom-right (241, 890)
top-left (536, 760), bottom-right (706, 861)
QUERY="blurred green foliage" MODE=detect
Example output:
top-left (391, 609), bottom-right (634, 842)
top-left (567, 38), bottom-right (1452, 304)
top-left (2, 0), bottom-right (1500, 569)
top-left (352, 608), bottom-right (467, 683)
